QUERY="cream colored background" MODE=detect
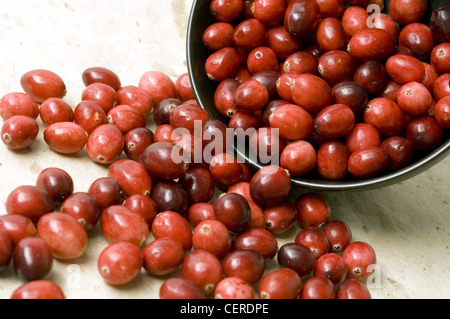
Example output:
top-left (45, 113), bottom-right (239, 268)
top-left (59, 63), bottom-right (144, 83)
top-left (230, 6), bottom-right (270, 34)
top-left (0, 0), bottom-right (449, 299)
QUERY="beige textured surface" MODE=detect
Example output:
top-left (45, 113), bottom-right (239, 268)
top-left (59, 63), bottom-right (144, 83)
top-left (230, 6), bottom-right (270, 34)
top-left (0, 0), bottom-right (449, 299)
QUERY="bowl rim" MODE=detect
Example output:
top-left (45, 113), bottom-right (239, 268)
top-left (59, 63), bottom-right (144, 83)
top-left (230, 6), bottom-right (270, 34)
top-left (186, 0), bottom-right (450, 192)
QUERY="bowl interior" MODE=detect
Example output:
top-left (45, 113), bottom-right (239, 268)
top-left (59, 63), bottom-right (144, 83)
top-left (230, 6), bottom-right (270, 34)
top-left (187, 0), bottom-right (450, 192)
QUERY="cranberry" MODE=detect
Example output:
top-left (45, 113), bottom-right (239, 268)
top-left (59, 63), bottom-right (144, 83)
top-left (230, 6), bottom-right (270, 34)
top-left (107, 159), bottom-right (152, 197)
top-left (314, 103), bottom-right (355, 139)
top-left (323, 220), bottom-right (352, 253)
top-left (210, 0), bottom-right (244, 22)
top-left (151, 211), bottom-right (192, 251)
top-left (169, 104), bottom-right (210, 135)
top-left (73, 100), bottom-right (107, 135)
top-left (178, 168), bottom-right (215, 205)
top-left (264, 200), bottom-right (297, 235)
top-left (36, 167), bottom-right (73, 204)
top-left (431, 43), bottom-right (450, 74)
top-left (44, 122), bottom-right (88, 155)
top-left (222, 249), bottom-right (265, 284)
top-left (82, 66), bottom-right (121, 91)
top-left (154, 124), bottom-right (175, 143)
top-left (388, 0), bottom-right (427, 26)
top-left (10, 280), bottom-right (65, 299)
top-left (100, 205), bottom-right (149, 247)
top-left (397, 82), bottom-right (433, 117)
top-left (385, 54), bottom-right (425, 85)
top-left (20, 69), bottom-right (66, 103)
top-left (348, 147), bottom-right (390, 179)
top-left (187, 203), bottom-right (216, 228)
top-left (138, 70), bottom-right (177, 105)
top-left (353, 60), bottom-right (387, 95)
top-left (123, 127), bottom-right (155, 160)
top-left (258, 268), bottom-right (302, 299)
top-left (269, 104), bottom-right (314, 141)
top-left (14, 237), bottom-right (53, 281)
top-left (233, 228), bottom-right (278, 262)
top-left (192, 220), bottom-right (232, 259)
top-left (209, 153), bottom-right (243, 186)
top-left (39, 98), bottom-right (74, 126)
top-left (343, 241), bottom-right (377, 281)
top-left (151, 181), bottom-right (188, 215)
top-left (284, 0), bottom-right (321, 40)
top-left (233, 18), bottom-right (267, 50)
top-left (406, 116), bottom-right (443, 153)
top-left (0, 92), bottom-right (39, 120)
top-left (234, 79), bottom-right (269, 113)
top-left (317, 0), bottom-right (345, 19)
top-left (421, 63), bottom-right (439, 93)
top-left (181, 249), bottom-right (224, 295)
top-left (380, 80), bottom-right (402, 102)
top-left (0, 229), bottom-right (12, 272)
top-left (123, 195), bottom-right (158, 226)
top-left (318, 50), bottom-right (355, 86)
top-left (336, 278), bottom-right (372, 299)
top-left (398, 23), bottom-right (434, 61)
top-left (332, 81), bottom-right (368, 115)
top-left (229, 111), bottom-right (261, 136)
top-left (277, 242), bottom-right (315, 277)
top-left (250, 165), bottom-right (291, 206)
top-left (6, 185), bottom-right (55, 224)
top-left (60, 192), bottom-right (101, 231)
top-left (1, 115), bottom-right (39, 150)
top-left (247, 47), bottom-right (279, 75)
top-left (261, 100), bottom-right (288, 126)
top-left (369, 13), bottom-right (399, 40)
top-left (88, 177), bottom-right (125, 210)
top-left (314, 252), bottom-right (347, 284)
top-left (214, 277), bottom-right (255, 299)
top-left (316, 140), bottom-right (350, 181)
top-left (213, 193), bottom-right (251, 234)
top-left (381, 136), bottom-right (414, 171)
top-left (214, 79), bottom-right (239, 118)
top-left (316, 18), bottom-right (348, 52)
top-left (433, 73), bottom-right (450, 101)
top-left (154, 98), bottom-right (182, 125)
top-left (295, 227), bottom-right (330, 260)
top-left (205, 47), bottom-right (241, 82)
top-left (363, 98), bottom-right (406, 137)
top-left (107, 104), bottom-right (146, 134)
top-left (0, 215), bottom-right (37, 247)
top-left (86, 124), bottom-right (124, 165)
top-left (252, 0), bottom-right (286, 26)
top-left (138, 142), bottom-right (188, 180)
top-left (142, 237), bottom-right (184, 276)
top-left (341, 6), bottom-right (369, 38)
top-left (37, 212), bottom-right (88, 260)
top-left (159, 277), bottom-right (206, 299)
top-left (430, 6), bottom-right (450, 44)
top-left (97, 242), bottom-right (143, 286)
top-left (291, 74), bottom-right (333, 113)
top-left (282, 51), bottom-right (318, 75)
top-left (116, 85), bottom-right (155, 118)
top-left (348, 28), bottom-right (395, 62)
top-left (175, 73), bottom-right (195, 102)
top-left (202, 22), bottom-right (235, 51)
top-left (434, 96), bottom-right (450, 130)
top-left (295, 193), bottom-right (331, 228)
top-left (266, 25), bottom-right (301, 60)
top-left (300, 276), bottom-right (336, 299)
top-left (345, 123), bottom-right (381, 154)
top-left (249, 127), bottom-right (286, 163)
top-left (81, 83), bottom-right (118, 114)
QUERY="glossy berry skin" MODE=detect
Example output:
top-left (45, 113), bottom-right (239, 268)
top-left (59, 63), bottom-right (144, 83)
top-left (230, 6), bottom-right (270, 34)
top-left (1, 115), bottom-right (39, 150)
top-left (381, 136), bottom-right (414, 171)
top-left (44, 122), bottom-right (88, 155)
top-left (82, 67), bottom-right (121, 91)
top-left (434, 96), bottom-right (450, 130)
top-left (6, 185), bottom-right (55, 224)
top-left (181, 249), bottom-right (224, 296)
top-left (73, 100), bottom-right (107, 135)
top-left (0, 92), bottom-right (39, 120)
top-left (363, 98), bottom-right (406, 137)
top-left (277, 242), bottom-right (316, 277)
top-left (323, 220), bottom-right (352, 253)
top-left (86, 124), bottom-right (124, 165)
top-left (0, 215), bottom-right (37, 247)
top-left (179, 168), bottom-right (215, 205)
top-left (284, 0), bottom-right (321, 40)
top-left (107, 104), bottom-right (146, 135)
top-left (39, 97), bottom-right (74, 127)
top-left (20, 69), bottom-right (66, 103)
top-left (348, 147), bottom-right (390, 180)
top-left (314, 253), bottom-right (347, 284)
top-left (213, 193), bottom-right (251, 234)
top-left (10, 280), bottom-right (65, 299)
top-left (221, 249), bottom-right (265, 285)
top-left (295, 227), bottom-right (330, 260)
top-left (316, 140), bottom-right (350, 181)
top-left (143, 237), bottom-right (184, 276)
top-left (295, 193), bottom-right (331, 228)
top-left (336, 278), bottom-right (371, 299)
top-left (60, 192), bottom-right (102, 232)
top-left (123, 195), bottom-right (158, 226)
top-left (300, 276), bottom-right (336, 299)
top-left (151, 211), bottom-right (192, 251)
top-left (348, 28), bottom-right (395, 62)
top-left (88, 177), bottom-right (125, 210)
top-left (14, 237), bottom-right (53, 281)
top-left (97, 242), bottom-right (143, 286)
top-left (0, 229), bottom-right (13, 272)
top-left (36, 167), bottom-right (74, 204)
top-left (269, 104), bottom-right (314, 141)
top-left (108, 159), bottom-right (153, 197)
top-left (406, 116), bottom-right (444, 153)
top-left (37, 212), bottom-right (88, 260)
top-left (81, 83), bottom-right (118, 114)
top-left (264, 201), bottom-right (297, 235)
top-left (343, 241), bottom-right (377, 281)
top-left (124, 127), bottom-right (155, 160)
top-left (258, 268), bottom-right (302, 299)
top-left (138, 70), bottom-right (177, 105)
top-left (314, 103), bottom-right (355, 139)
top-left (159, 277), bottom-right (206, 299)
top-left (232, 228), bottom-right (278, 262)
top-left (100, 205), bottom-right (149, 247)
top-left (214, 277), bottom-right (255, 299)
top-left (151, 181), bottom-right (189, 216)
top-left (192, 220), bottom-right (232, 259)
top-left (250, 165), bottom-right (291, 207)
top-left (210, 0), bottom-right (244, 22)
top-left (117, 85), bottom-right (155, 118)
top-left (205, 47), bottom-right (241, 82)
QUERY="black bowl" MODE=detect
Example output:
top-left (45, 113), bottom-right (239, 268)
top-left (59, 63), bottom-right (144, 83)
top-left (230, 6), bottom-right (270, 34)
top-left (187, 0), bottom-right (450, 192)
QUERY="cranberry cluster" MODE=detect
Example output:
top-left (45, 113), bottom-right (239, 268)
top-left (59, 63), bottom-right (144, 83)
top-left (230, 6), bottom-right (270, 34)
top-left (204, 0), bottom-right (449, 181)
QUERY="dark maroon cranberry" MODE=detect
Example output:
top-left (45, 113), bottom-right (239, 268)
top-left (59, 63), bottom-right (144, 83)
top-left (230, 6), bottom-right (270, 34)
top-left (179, 168), bottom-right (215, 205)
top-left (154, 98), bottom-right (182, 125)
top-left (214, 193), bottom-right (251, 234)
top-left (222, 249), bottom-right (265, 285)
top-left (249, 165), bottom-right (291, 207)
top-left (151, 181), bottom-right (189, 216)
top-left (284, 0), bottom-right (321, 40)
top-left (88, 177), bottom-right (125, 210)
top-left (406, 116), bottom-right (444, 153)
top-left (332, 81), bottom-right (368, 115)
top-left (160, 277), bottom-right (206, 299)
top-left (14, 237), bottom-right (53, 281)
top-left (36, 167), bottom-right (74, 204)
top-left (277, 242), bottom-right (316, 277)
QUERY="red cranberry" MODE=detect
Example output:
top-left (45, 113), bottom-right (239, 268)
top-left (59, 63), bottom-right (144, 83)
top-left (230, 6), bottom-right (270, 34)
top-left (266, 25), bottom-right (301, 60)
top-left (0, 215), bottom-right (37, 247)
top-left (210, 0), bottom-right (244, 22)
top-left (323, 220), bottom-right (352, 253)
top-left (6, 185), bottom-right (55, 224)
top-left (363, 98), bottom-right (406, 137)
top-left (398, 23), bottom-right (434, 61)
top-left (107, 104), bottom-right (146, 134)
top-left (336, 278), bottom-right (372, 299)
top-left (143, 237), bottom-right (184, 276)
top-left (44, 122), bottom-right (88, 155)
top-left (181, 249), bottom-right (224, 296)
top-left (283, 51), bottom-right (319, 74)
top-left (381, 136), bottom-right (414, 171)
top-left (88, 177), bottom-right (125, 210)
top-left (222, 249), bottom-right (265, 285)
top-left (250, 165), bottom-right (291, 207)
top-left (434, 96), bottom-right (450, 130)
top-left (202, 22), bottom-right (235, 51)
top-left (233, 228), bottom-right (278, 262)
top-left (205, 47), bottom-right (241, 82)
top-left (343, 241), bottom-right (377, 281)
top-left (433, 73), bottom-right (450, 101)
top-left (314, 103), bottom-right (355, 139)
top-left (154, 124), bottom-right (174, 143)
top-left (1, 115), bottom-right (39, 150)
top-left (39, 98), bottom-right (74, 126)
top-left (345, 123), bottom-right (381, 154)
top-left (385, 54), bottom-right (425, 85)
top-left (20, 69), bottom-right (66, 103)
top-left (348, 28), bottom-right (395, 62)
top-left (295, 227), bottom-right (330, 260)
top-left (295, 193), bottom-right (331, 228)
top-left (214, 277), bottom-right (255, 299)
top-left (14, 237), bottom-right (53, 281)
top-left (10, 280), bottom-right (65, 299)
top-left (314, 252), bottom-right (347, 284)
top-left (187, 203), bottom-right (217, 228)
top-left (82, 66), bottom-right (121, 91)
top-left (123, 127), bottom-right (155, 160)
top-left (316, 18), bottom-right (348, 52)
top-left (37, 212), bottom-right (88, 260)
top-left (233, 18), bottom-right (267, 50)
top-left (138, 70), bottom-right (177, 105)
top-left (318, 50), bottom-right (355, 86)
top-left (123, 195), bottom-right (158, 226)
top-left (397, 82), bottom-right (433, 117)
top-left (316, 140), bottom-right (350, 181)
top-left (280, 140), bottom-right (316, 177)
top-left (388, 0), bottom-right (427, 26)
top-left (264, 200), bottom-right (297, 235)
top-left (60, 192), bottom-right (101, 232)
top-left (81, 83), bottom-right (118, 114)
top-left (341, 6), bottom-right (369, 38)
top-left (252, 0), bottom-right (286, 26)
top-left (300, 276), bottom-right (336, 299)
top-left (234, 79), bottom-right (269, 113)
top-left (258, 268), bottom-right (302, 299)
top-left (73, 100), bottom-right (107, 135)
top-left (214, 79), bottom-right (239, 118)
top-left (108, 159), bottom-right (152, 197)
top-left (116, 85), bottom-right (155, 118)
top-left (269, 103), bottom-right (314, 141)
top-left (348, 147), bottom-right (390, 179)
top-left (100, 205), bottom-right (149, 247)
top-left (192, 220), bottom-right (232, 259)
top-left (36, 167), bottom-right (73, 205)
top-left (159, 277), bottom-right (206, 299)
top-left (0, 92), bottom-right (39, 120)
top-left (97, 242), bottom-right (143, 286)
top-left (169, 104), bottom-right (210, 135)
top-left (209, 153), bottom-right (244, 186)
top-left (151, 211), bottom-right (192, 251)
top-left (0, 229), bottom-right (13, 272)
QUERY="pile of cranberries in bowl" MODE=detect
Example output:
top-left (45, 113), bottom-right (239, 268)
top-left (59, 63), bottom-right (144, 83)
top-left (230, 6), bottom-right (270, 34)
top-left (198, 0), bottom-right (450, 184)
